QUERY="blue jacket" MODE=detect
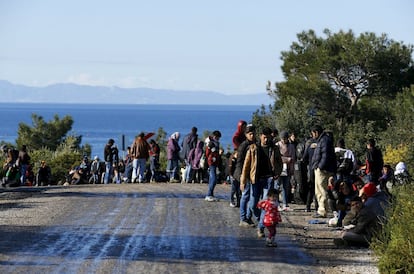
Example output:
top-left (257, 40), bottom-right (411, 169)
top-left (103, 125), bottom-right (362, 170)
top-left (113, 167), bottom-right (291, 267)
top-left (311, 132), bottom-right (336, 173)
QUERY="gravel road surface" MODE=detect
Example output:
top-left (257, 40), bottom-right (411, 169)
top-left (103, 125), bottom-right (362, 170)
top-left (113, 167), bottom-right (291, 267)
top-left (0, 183), bottom-right (378, 273)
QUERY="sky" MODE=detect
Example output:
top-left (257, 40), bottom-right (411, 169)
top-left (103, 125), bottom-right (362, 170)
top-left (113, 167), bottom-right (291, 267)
top-left (0, 0), bottom-right (413, 95)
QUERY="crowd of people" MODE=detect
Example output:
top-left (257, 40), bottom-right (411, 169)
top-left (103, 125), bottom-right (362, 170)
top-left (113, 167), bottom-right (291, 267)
top-left (227, 121), bottom-right (411, 248)
top-left (1, 144), bottom-right (52, 187)
top-left (1, 121), bottom-right (412, 249)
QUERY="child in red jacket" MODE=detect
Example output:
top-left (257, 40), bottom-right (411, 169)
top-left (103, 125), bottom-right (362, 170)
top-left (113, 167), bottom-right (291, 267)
top-left (257, 188), bottom-right (282, 247)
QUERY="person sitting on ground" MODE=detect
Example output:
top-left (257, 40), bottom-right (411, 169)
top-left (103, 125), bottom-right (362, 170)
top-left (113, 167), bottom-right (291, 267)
top-left (359, 181), bottom-right (389, 218)
top-left (333, 181), bottom-right (358, 227)
top-left (334, 196), bottom-right (380, 247)
top-left (378, 164), bottom-right (394, 195)
top-left (393, 162), bottom-right (411, 187)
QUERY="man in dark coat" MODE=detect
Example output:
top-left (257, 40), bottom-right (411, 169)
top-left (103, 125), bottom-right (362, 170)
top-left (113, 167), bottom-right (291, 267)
top-left (311, 125), bottom-right (336, 218)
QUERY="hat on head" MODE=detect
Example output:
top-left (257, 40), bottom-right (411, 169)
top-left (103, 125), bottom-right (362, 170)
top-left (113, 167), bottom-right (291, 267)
top-left (94, 155), bottom-right (99, 160)
top-left (245, 124), bottom-right (256, 134)
top-left (395, 162), bottom-right (407, 175)
top-left (360, 182), bottom-right (377, 198)
top-left (280, 131), bottom-right (289, 139)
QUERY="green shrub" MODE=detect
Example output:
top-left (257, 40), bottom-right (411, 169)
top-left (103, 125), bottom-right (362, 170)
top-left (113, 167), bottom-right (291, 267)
top-left (371, 184), bottom-right (414, 273)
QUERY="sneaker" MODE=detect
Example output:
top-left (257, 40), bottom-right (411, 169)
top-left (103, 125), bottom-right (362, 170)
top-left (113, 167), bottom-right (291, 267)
top-left (239, 220), bottom-right (252, 227)
top-left (282, 206), bottom-right (292, 212)
top-left (266, 238), bottom-right (277, 247)
top-left (229, 202), bottom-right (236, 208)
top-left (246, 218), bottom-right (256, 227)
top-left (205, 196), bottom-right (217, 202)
top-left (257, 228), bottom-right (265, 238)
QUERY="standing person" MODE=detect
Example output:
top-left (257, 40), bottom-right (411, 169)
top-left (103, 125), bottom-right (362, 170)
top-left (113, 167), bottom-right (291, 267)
top-left (149, 139), bottom-right (160, 182)
top-left (241, 127), bottom-right (282, 237)
top-left (232, 120), bottom-right (247, 150)
top-left (131, 132), bottom-right (150, 183)
top-left (103, 138), bottom-right (115, 184)
top-left (36, 160), bottom-right (51, 186)
top-left (276, 131), bottom-right (296, 211)
top-left (365, 138), bottom-right (384, 186)
top-left (122, 147), bottom-right (133, 183)
top-left (181, 127), bottom-right (198, 183)
top-left (17, 145), bottom-right (31, 185)
top-left (302, 134), bottom-right (318, 212)
top-left (311, 125), bottom-right (337, 218)
top-left (235, 124), bottom-right (257, 226)
top-left (204, 130), bottom-right (222, 201)
top-left (89, 156), bottom-right (100, 184)
top-left (257, 188), bottom-right (282, 247)
top-left (188, 139), bottom-right (204, 183)
top-left (228, 150), bottom-right (240, 207)
top-left (112, 145), bottom-right (121, 184)
top-left (166, 132), bottom-right (181, 182)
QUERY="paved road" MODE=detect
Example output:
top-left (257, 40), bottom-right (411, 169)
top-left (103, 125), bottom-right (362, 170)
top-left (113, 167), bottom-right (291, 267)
top-left (0, 184), bottom-right (316, 273)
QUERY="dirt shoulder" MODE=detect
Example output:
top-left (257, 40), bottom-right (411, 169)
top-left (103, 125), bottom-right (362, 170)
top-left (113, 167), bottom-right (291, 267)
top-left (278, 202), bottom-right (379, 273)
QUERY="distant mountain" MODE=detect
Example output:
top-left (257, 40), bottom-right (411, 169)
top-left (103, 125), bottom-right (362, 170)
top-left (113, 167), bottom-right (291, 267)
top-left (0, 80), bottom-right (271, 105)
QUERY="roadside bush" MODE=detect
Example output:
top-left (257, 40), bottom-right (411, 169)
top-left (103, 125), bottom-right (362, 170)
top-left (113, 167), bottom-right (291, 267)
top-left (371, 184), bottom-right (414, 274)
top-left (383, 144), bottom-right (410, 168)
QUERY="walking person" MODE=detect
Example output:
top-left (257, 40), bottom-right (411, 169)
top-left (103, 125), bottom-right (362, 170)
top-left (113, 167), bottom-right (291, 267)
top-left (89, 156), bottom-right (100, 184)
top-left (17, 145), bottom-right (31, 185)
top-left (257, 188), bottom-right (282, 247)
top-left (234, 124), bottom-right (257, 226)
top-left (241, 127), bottom-right (282, 237)
top-left (131, 132), bottom-right (150, 183)
top-left (311, 125), bottom-right (337, 218)
top-left (103, 139), bottom-right (115, 184)
top-left (166, 132), bottom-right (181, 182)
top-left (276, 131), bottom-right (296, 211)
top-left (181, 127), bottom-right (198, 183)
top-left (232, 120), bottom-right (247, 150)
top-left (228, 150), bottom-right (240, 207)
top-left (204, 130), bottom-right (222, 201)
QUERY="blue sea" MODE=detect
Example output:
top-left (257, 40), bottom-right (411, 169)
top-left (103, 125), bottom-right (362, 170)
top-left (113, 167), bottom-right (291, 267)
top-left (0, 103), bottom-right (259, 159)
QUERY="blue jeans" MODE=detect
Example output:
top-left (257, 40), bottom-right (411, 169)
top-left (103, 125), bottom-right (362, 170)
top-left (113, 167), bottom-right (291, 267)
top-left (230, 177), bottom-right (241, 205)
top-left (249, 179), bottom-right (265, 223)
top-left (259, 177), bottom-right (275, 230)
top-left (184, 160), bottom-right (192, 183)
top-left (132, 158), bottom-right (147, 182)
top-left (20, 164), bottom-right (28, 185)
top-left (207, 166), bottom-right (217, 197)
top-left (240, 180), bottom-right (252, 221)
top-left (278, 175), bottom-right (291, 207)
top-left (104, 161), bottom-right (113, 184)
top-left (150, 156), bottom-right (158, 180)
top-left (166, 159), bottom-right (179, 180)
